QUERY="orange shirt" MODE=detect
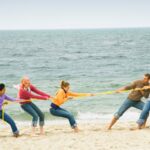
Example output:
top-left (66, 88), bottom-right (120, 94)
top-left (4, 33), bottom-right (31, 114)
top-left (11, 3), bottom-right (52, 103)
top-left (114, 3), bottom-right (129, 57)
top-left (52, 89), bottom-right (90, 106)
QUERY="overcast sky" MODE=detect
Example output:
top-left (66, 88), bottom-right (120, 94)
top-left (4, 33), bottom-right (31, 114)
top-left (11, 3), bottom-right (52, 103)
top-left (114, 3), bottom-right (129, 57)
top-left (0, 0), bottom-right (150, 29)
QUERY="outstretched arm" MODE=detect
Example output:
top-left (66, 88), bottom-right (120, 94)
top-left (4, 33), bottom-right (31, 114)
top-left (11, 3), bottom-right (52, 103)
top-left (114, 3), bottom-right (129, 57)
top-left (4, 95), bottom-right (17, 102)
top-left (28, 92), bottom-right (49, 100)
top-left (116, 82), bottom-right (136, 93)
top-left (4, 95), bottom-right (30, 103)
top-left (68, 92), bottom-right (93, 97)
top-left (30, 84), bottom-right (51, 98)
top-left (20, 89), bottom-right (49, 100)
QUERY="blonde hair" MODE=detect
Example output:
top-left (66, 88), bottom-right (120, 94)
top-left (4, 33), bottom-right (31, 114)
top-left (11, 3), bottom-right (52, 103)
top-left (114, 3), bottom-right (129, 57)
top-left (21, 76), bottom-right (30, 88)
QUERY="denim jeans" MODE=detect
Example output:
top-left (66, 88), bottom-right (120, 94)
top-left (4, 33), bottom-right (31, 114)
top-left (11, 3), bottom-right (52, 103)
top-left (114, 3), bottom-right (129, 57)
top-left (137, 100), bottom-right (150, 125)
top-left (50, 104), bottom-right (77, 128)
top-left (21, 102), bottom-right (44, 127)
top-left (114, 98), bottom-right (145, 119)
top-left (0, 110), bottom-right (19, 134)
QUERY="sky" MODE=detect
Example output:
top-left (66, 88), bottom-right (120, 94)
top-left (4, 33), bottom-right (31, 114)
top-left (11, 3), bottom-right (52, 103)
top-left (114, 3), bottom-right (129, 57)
top-left (0, 0), bottom-right (150, 29)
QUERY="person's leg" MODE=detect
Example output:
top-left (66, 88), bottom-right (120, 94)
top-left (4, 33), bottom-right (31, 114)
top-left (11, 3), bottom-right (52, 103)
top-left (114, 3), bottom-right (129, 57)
top-left (58, 107), bottom-right (79, 132)
top-left (50, 107), bottom-right (77, 131)
top-left (135, 101), bottom-right (150, 129)
top-left (0, 111), bottom-right (19, 137)
top-left (21, 103), bottom-right (39, 135)
top-left (29, 103), bottom-right (45, 135)
top-left (108, 99), bottom-right (133, 130)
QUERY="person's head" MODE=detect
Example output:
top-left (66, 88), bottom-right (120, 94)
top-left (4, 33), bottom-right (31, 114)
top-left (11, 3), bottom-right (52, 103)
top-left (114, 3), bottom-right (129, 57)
top-left (143, 73), bottom-right (150, 83)
top-left (21, 76), bottom-right (31, 89)
top-left (61, 81), bottom-right (70, 92)
top-left (0, 83), bottom-right (6, 96)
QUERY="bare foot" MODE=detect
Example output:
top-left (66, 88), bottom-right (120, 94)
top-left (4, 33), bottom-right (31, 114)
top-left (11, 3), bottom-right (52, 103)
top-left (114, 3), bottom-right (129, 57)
top-left (138, 124), bottom-right (146, 130)
top-left (73, 127), bottom-right (80, 133)
top-left (130, 125), bottom-right (145, 131)
top-left (40, 127), bottom-right (45, 135)
top-left (140, 124), bottom-right (149, 129)
top-left (13, 132), bottom-right (20, 138)
top-left (130, 127), bottom-right (138, 131)
top-left (107, 126), bottom-right (112, 130)
top-left (30, 127), bottom-right (38, 137)
top-left (40, 132), bottom-right (46, 136)
top-left (104, 126), bottom-right (111, 131)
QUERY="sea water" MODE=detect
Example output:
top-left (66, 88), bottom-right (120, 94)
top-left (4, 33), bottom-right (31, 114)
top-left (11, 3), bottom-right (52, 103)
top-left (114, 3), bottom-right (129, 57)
top-left (0, 28), bottom-right (150, 123)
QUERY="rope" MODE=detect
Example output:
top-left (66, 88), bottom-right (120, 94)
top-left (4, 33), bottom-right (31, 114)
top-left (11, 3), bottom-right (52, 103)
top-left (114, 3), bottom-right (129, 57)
top-left (2, 86), bottom-right (149, 106)
top-left (1, 86), bottom-right (149, 123)
top-left (1, 102), bottom-right (8, 123)
top-left (75, 87), bottom-right (147, 98)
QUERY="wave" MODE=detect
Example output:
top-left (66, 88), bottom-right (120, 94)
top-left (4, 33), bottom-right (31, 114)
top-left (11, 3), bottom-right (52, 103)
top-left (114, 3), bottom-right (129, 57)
top-left (77, 111), bottom-right (141, 122)
top-left (1, 111), bottom-right (141, 125)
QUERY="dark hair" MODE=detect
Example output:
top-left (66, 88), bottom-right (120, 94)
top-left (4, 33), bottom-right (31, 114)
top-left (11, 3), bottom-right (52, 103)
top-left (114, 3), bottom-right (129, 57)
top-left (145, 73), bottom-right (150, 79)
top-left (61, 81), bottom-right (70, 89)
top-left (0, 83), bottom-right (5, 91)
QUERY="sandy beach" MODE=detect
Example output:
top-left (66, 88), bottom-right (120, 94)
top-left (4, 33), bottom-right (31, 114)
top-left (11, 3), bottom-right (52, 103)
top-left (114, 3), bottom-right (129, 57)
top-left (1, 0), bottom-right (150, 150)
top-left (1, 121), bottom-right (150, 150)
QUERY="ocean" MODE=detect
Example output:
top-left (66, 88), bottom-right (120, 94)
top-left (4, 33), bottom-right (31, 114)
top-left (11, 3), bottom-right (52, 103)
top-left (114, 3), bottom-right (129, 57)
top-left (0, 28), bottom-right (150, 123)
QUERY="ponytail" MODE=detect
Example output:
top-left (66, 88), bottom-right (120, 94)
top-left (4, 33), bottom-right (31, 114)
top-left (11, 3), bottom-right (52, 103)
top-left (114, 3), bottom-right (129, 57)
top-left (61, 80), bottom-right (70, 89)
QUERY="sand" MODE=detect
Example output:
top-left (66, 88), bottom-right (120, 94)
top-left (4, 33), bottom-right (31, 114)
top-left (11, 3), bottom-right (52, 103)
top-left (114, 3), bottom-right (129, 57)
top-left (0, 121), bottom-right (150, 150)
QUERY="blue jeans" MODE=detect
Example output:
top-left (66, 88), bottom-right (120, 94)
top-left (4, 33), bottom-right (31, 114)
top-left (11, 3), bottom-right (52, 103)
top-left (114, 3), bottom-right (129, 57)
top-left (50, 104), bottom-right (77, 128)
top-left (0, 110), bottom-right (19, 134)
top-left (21, 102), bottom-right (44, 127)
top-left (137, 100), bottom-right (150, 125)
top-left (114, 98), bottom-right (145, 119)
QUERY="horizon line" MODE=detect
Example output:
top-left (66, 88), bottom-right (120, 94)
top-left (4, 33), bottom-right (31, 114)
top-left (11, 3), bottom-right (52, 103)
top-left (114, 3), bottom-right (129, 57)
top-left (0, 26), bottom-right (150, 31)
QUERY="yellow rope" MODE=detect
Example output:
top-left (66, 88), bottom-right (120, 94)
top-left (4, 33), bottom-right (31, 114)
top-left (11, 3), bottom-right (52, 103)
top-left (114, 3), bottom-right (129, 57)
top-left (95, 89), bottom-right (130, 96)
top-left (2, 87), bottom-right (149, 106)
top-left (1, 102), bottom-right (7, 124)
top-left (2, 108), bottom-right (5, 123)
top-left (1, 99), bottom-right (40, 123)
top-left (75, 87), bottom-right (146, 98)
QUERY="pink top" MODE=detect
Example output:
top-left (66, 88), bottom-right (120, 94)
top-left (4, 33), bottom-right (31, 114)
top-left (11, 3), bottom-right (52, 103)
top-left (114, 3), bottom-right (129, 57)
top-left (18, 84), bottom-right (51, 104)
